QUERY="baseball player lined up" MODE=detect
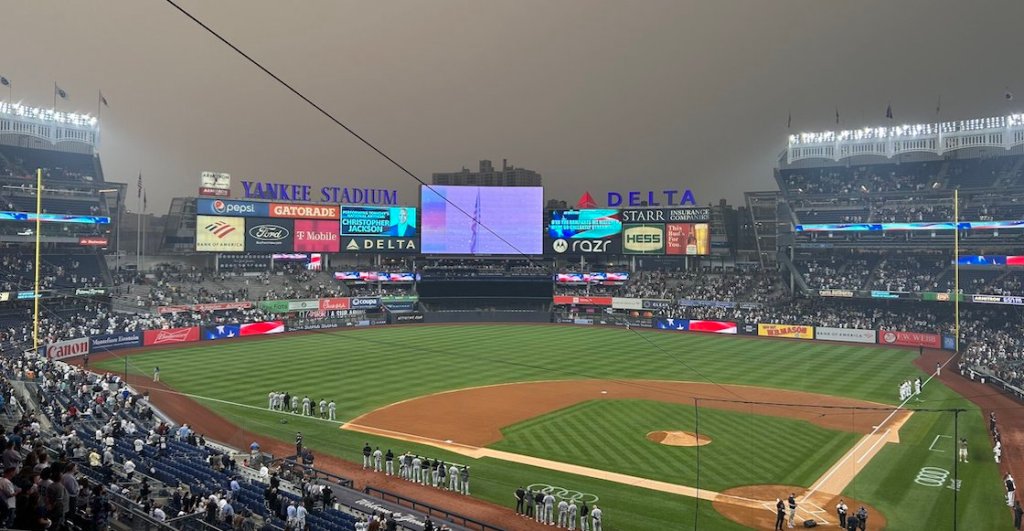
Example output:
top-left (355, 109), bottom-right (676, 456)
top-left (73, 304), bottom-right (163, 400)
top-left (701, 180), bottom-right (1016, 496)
top-left (379, 449), bottom-right (470, 494)
top-left (267, 391), bottom-right (337, 420)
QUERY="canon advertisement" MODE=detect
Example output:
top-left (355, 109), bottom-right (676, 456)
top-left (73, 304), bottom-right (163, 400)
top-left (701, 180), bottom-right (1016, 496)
top-left (46, 337), bottom-right (90, 360)
top-left (244, 218), bottom-right (294, 252)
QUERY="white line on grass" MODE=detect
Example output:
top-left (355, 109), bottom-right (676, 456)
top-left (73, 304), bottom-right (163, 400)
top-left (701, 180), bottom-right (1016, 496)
top-left (929, 434), bottom-right (952, 452)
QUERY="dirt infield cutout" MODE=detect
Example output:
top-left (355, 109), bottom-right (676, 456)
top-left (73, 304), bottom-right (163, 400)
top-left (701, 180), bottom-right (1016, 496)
top-left (345, 379), bottom-right (910, 527)
top-left (646, 430), bottom-right (710, 447)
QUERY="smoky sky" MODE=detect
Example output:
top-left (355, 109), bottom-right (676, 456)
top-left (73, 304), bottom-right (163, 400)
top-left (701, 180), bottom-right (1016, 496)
top-left (3, 0), bottom-right (1024, 213)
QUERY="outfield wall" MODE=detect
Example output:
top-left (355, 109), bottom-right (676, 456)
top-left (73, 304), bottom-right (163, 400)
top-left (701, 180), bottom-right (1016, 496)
top-left (44, 300), bottom-right (957, 361)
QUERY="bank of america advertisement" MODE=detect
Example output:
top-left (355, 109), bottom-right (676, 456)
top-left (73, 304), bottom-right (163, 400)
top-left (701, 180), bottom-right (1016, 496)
top-left (196, 215), bottom-right (245, 252)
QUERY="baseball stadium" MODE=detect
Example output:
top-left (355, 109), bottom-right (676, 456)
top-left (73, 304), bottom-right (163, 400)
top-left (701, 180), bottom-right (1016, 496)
top-left (2, 3), bottom-right (1024, 531)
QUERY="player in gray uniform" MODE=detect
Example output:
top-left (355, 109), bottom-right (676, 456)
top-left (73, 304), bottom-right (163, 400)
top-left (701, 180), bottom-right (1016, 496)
top-left (557, 499), bottom-right (569, 528)
top-left (543, 492), bottom-right (556, 525)
top-left (448, 463), bottom-right (459, 491)
top-left (411, 455), bottom-right (422, 483)
top-left (290, 394), bottom-right (299, 413)
top-left (590, 504), bottom-right (603, 531)
top-left (460, 466), bottom-right (470, 495)
top-left (372, 447), bottom-right (383, 472)
top-left (568, 502), bottom-right (578, 530)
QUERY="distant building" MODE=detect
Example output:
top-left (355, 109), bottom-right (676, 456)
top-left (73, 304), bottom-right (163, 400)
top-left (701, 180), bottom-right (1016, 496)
top-left (432, 159), bottom-right (541, 187)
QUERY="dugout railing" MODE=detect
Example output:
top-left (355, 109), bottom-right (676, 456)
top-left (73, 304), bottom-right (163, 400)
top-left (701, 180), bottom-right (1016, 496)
top-left (363, 485), bottom-right (505, 531)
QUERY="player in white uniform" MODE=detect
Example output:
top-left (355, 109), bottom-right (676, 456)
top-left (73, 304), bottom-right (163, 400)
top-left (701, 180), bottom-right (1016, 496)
top-left (328, 400), bottom-right (337, 421)
top-left (543, 493), bottom-right (556, 525)
top-left (411, 455), bottom-right (422, 483)
top-left (372, 447), bottom-right (383, 472)
top-left (268, 391), bottom-right (276, 410)
top-left (567, 502), bottom-right (578, 530)
top-left (302, 396), bottom-right (311, 416)
top-left (995, 440), bottom-right (1002, 463)
top-left (448, 463), bottom-right (459, 491)
top-left (557, 500), bottom-right (569, 528)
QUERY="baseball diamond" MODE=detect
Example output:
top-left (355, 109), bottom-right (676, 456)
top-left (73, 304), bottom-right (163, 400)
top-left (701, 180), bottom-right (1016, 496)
top-left (93, 324), bottom-right (1013, 530)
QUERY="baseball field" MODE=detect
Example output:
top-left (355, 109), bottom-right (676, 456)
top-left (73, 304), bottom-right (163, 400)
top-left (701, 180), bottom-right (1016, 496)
top-left (96, 324), bottom-right (1012, 530)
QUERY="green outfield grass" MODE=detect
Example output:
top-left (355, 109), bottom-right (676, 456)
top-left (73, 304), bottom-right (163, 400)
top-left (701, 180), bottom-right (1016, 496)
top-left (492, 399), bottom-right (860, 492)
top-left (96, 324), bottom-right (1013, 530)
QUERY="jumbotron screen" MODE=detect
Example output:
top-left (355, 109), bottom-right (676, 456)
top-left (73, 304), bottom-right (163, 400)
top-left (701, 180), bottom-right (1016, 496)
top-left (420, 185), bottom-right (543, 254)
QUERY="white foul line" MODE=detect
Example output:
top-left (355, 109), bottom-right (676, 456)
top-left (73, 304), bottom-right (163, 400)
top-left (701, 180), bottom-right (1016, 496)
top-left (929, 434), bottom-right (951, 452)
top-left (857, 429), bottom-right (891, 464)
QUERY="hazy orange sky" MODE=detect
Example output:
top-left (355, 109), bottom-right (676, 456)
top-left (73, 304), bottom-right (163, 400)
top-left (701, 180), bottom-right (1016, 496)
top-left (3, 0), bottom-right (1023, 212)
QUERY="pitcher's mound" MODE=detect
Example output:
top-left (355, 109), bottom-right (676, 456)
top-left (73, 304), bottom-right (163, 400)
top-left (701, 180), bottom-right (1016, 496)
top-left (646, 430), bottom-right (710, 447)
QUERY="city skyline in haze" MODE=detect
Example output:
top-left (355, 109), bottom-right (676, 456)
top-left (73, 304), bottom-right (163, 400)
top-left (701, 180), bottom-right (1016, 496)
top-left (3, 0), bottom-right (1024, 213)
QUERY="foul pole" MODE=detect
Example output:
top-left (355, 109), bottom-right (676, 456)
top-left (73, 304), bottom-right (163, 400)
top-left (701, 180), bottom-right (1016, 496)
top-left (32, 168), bottom-right (42, 354)
top-left (954, 189), bottom-right (959, 351)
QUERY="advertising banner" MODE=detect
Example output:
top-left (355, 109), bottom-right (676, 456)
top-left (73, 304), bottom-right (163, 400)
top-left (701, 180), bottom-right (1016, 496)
top-left (622, 224), bottom-right (665, 255)
top-left (197, 199), bottom-right (270, 218)
top-left (619, 208), bottom-right (710, 223)
top-left (46, 337), bottom-right (90, 360)
top-left (342, 236), bottom-right (418, 253)
top-left (269, 203), bottom-right (339, 220)
top-left (90, 332), bottom-right (143, 353)
top-left (381, 295), bottom-right (419, 303)
top-left (687, 320), bottom-right (738, 334)
top-left (971, 294), bottom-right (1024, 305)
top-left (259, 300), bottom-right (291, 313)
top-left (943, 335), bottom-right (957, 351)
top-left (547, 209), bottom-right (622, 255)
top-left (757, 323), bottom-right (815, 339)
top-left (293, 219), bottom-right (340, 252)
top-left (819, 289), bottom-right (855, 298)
top-left (341, 206), bottom-right (417, 236)
top-left (244, 218), bottom-right (294, 252)
top-left (878, 330), bottom-right (941, 348)
top-left (75, 288), bottom-right (107, 296)
top-left (642, 299), bottom-right (672, 310)
top-left (196, 215), bottom-right (246, 252)
top-left (738, 323), bottom-right (758, 335)
top-left (393, 312), bottom-right (425, 324)
top-left (815, 327), bottom-right (876, 344)
top-left (287, 300), bottom-right (320, 311)
top-left (552, 295), bottom-right (613, 306)
top-left (319, 297), bottom-right (351, 311)
top-left (612, 297), bottom-right (643, 310)
top-left (349, 297), bottom-right (382, 310)
top-left (384, 301), bottom-right (416, 311)
top-left (239, 321), bottom-right (285, 336)
top-left (79, 236), bottom-right (108, 246)
top-left (204, 325), bottom-right (240, 340)
top-left (665, 223), bottom-right (710, 255)
top-left (143, 327), bottom-right (200, 346)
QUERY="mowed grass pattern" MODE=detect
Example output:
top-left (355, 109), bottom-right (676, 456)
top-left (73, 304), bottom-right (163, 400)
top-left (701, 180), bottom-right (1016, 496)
top-left (95, 324), bottom-right (1013, 530)
top-left (493, 399), bottom-right (861, 492)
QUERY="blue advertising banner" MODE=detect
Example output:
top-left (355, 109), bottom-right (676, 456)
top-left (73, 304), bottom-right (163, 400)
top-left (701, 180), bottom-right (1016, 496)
top-left (203, 324), bottom-right (241, 340)
top-left (196, 199), bottom-right (270, 218)
top-left (943, 335), bottom-right (957, 351)
top-left (90, 332), bottom-right (142, 352)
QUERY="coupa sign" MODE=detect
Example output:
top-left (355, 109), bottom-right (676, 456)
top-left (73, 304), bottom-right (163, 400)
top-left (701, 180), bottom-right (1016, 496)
top-left (46, 337), bottom-right (90, 360)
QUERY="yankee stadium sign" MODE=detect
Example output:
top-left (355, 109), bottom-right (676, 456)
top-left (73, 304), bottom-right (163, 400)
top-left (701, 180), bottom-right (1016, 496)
top-left (241, 181), bottom-right (398, 205)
